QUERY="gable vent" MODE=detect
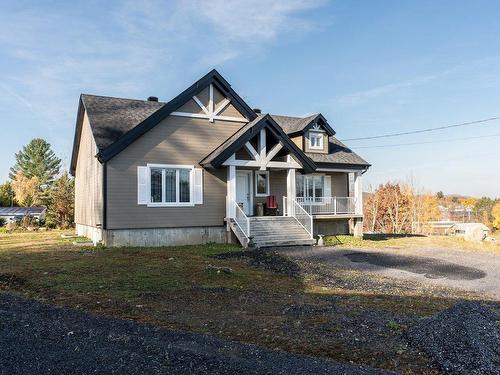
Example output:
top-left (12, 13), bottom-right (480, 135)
top-left (147, 96), bottom-right (159, 102)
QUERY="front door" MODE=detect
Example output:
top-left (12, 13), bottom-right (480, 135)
top-left (236, 171), bottom-right (252, 215)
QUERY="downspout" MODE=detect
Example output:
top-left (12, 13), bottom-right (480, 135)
top-left (102, 162), bottom-right (107, 230)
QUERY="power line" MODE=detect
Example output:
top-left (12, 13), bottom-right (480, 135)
top-left (341, 116), bottom-right (500, 141)
top-left (352, 133), bottom-right (500, 149)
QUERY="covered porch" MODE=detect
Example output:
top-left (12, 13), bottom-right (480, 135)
top-left (200, 114), bottom-right (364, 246)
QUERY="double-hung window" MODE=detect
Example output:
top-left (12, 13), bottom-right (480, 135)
top-left (148, 164), bottom-right (194, 206)
top-left (309, 132), bottom-right (323, 150)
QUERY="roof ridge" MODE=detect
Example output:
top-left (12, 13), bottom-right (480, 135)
top-left (81, 93), bottom-right (167, 104)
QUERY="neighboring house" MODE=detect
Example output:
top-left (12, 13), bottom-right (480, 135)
top-left (0, 207), bottom-right (46, 224)
top-left (70, 70), bottom-right (370, 247)
top-left (452, 223), bottom-right (490, 241)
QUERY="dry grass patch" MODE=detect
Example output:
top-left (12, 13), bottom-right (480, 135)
top-left (325, 233), bottom-right (500, 254)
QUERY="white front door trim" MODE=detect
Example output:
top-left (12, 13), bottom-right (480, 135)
top-left (236, 170), bottom-right (253, 216)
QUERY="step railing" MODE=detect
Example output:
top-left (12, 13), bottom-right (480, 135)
top-left (295, 197), bottom-right (356, 215)
top-left (283, 197), bottom-right (313, 238)
top-left (228, 198), bottom-right (250, 241)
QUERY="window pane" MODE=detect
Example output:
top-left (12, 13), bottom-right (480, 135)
top-left (296, 176), bottom-right (304, 197)
top-left (257, 173), bottom-right (267, 195)
top-left (165, 169), bottom-right (176, 202)
top-left (179, 169), bottom-right (191, 202)
top-left (314, 176), bottom-right (323, 200)
top-left (150, 168), bottom-right (162, 203)
top-left (306, 176), bottom-right (314, 199)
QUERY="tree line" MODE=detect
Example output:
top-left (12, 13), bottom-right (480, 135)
top-left (364, 182), bottom-right (500, 234)
top-left (0, 138), bottom-right (74, 229)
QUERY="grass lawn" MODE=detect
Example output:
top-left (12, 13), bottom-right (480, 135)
top-left (325, 233), bottom-right (500, 254)
top-left (1, 230), bottom-right (497, 374)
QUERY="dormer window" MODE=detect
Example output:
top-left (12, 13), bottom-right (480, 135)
top-left (309, 132), bottom-right (323, 150)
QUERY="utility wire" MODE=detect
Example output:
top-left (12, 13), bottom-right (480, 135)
top-left (352, 133), bottom-right (500, 149)
top-left (341, 116), bottom-right (500, 141)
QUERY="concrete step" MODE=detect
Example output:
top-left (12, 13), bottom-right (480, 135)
top-left (231, 215), bottom-right (314, 248)
top-left (254, 239), bottom-right (316, 247)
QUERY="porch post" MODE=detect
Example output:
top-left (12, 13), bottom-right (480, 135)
top-left (286, 162), bottom-right (296, 216)
top-left (227, 165), bottom-right (236, 218)
top-left (353, 171), bottom-right (363, 237)
top-left (354, 171), bottom-right (363, 215)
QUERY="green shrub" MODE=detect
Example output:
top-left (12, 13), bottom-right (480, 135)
top-left (0, 217), bottom-right (6, 227)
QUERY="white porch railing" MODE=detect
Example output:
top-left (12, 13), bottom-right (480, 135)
top-left (283, 197), bottom-right (313, 238)
top-left (295, 197), bottom-right (357, 216)
top-left (228, 199), bottom-right (250, 240)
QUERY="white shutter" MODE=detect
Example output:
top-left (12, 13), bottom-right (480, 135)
top-left (137, 166), bottom-right (148, 205)
top-left (193, 168), bottom-right (203, 204)
top-left (324, 175), bottom-right (331, 198)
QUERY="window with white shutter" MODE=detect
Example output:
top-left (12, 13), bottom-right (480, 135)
top-left (137, 164), bottom-right (203, 207)
top-left (324, 175), bottom-right (331, 198)
top-left (193, 168), bottom-right (203, 204)
top-left (137, 166), bottom-right (148, 204)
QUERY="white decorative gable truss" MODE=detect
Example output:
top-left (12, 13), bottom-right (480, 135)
top-left (222, 128), bottom-right (302, 170)
top-left (171, 83), bottom-right (248, 123)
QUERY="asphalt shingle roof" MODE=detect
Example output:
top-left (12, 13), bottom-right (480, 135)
top-left (81, 94), bottom-right (165, 150)
top-left (305, 137), bottom-right (370, 167)
top-left (79, 95), bottom-right (369, 169)
top-left (270, 114), bottom-right (318, 134)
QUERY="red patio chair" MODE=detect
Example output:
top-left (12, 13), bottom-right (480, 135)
top-left (265, 195), bottom-right (279, 215)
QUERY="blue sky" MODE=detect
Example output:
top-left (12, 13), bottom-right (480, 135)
top-left (0, 0), bottom-right (499, 197)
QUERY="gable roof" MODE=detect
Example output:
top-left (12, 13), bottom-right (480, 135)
top-left (70, 69), bottom-right (257, 173)
top-left (306, 137), bottom-right (370, 168)
top-left (82, 94), bottom-right (166, 150)
top-left (271, 113), bottom-right (335, 136)
top-left (200, 114), bottom-right (317, 173)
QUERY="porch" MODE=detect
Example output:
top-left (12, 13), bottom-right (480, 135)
top-left (203, 119), bottom-right (364, 247)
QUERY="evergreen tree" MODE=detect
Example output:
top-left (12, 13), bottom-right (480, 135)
top-left (9, 138), bottom-right (61, 187)
top-left (0, 182), bottom-right (15, 206)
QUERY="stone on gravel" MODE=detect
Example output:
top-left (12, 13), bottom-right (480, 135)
top-left (407, 301), bottom-right (500, 375)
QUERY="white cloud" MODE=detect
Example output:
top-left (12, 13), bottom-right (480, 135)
top-left (0, 0), bottom-right (325, 178)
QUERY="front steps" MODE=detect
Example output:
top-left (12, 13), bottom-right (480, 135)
top-left (229, 216), bottom-right (315, 248)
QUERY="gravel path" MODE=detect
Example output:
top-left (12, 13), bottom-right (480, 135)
top-left (276, 246), bottom-right (500, 297)
top-left (0, 293), bottom-right (395, 375)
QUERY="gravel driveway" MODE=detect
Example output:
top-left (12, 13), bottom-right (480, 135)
top-left (276, 246), bottom-right (500, 298)
top-left (0, 293), bottom-right (394, 375)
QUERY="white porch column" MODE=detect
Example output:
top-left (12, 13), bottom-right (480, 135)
top-left (286, 157), bottom-right (296, 216)
top-left (227, 165), bottom-right (236, 218)
top-left (353, 171), bottom-right (363, 238)
top-left (354, 171), bottom-right (363, 215)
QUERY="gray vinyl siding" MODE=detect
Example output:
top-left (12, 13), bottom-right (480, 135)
top-left (106, 115), bottom-right (242, 229)
top-left (328, 172), bottom-right (349, 196)
top-left (74, 112), bottom-right (104, 227)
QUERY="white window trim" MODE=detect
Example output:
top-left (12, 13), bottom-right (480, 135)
top-left (254, 170), bottom-right (270, 197)
top-left (146, 164), bottom-right (195, 207)
top-left (308, 132), bottom-right (323, 150)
